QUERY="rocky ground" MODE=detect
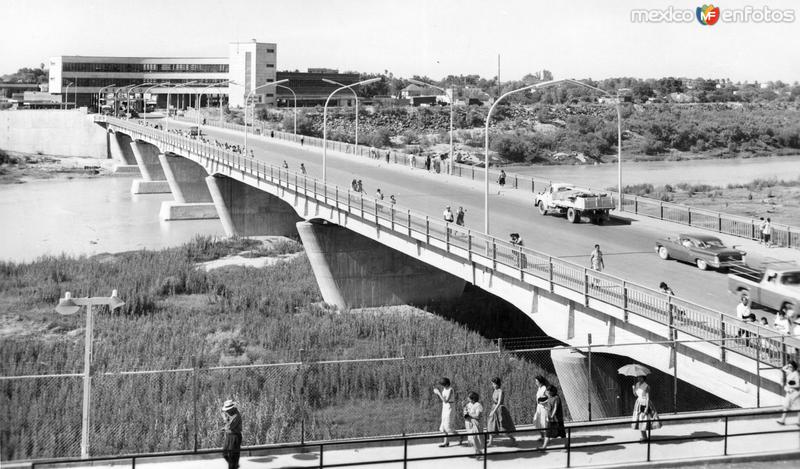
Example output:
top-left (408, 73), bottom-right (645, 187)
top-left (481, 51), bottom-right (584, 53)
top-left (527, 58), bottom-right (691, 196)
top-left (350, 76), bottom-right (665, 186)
top-left (0, 151), bottom-right (115, 184)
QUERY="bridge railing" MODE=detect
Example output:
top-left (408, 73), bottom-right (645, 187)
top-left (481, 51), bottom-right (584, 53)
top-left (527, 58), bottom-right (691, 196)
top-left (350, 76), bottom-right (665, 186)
top-left (174, 115), bottom-right (800, 250)
top-left (107, 118), bottom-right (800, 370)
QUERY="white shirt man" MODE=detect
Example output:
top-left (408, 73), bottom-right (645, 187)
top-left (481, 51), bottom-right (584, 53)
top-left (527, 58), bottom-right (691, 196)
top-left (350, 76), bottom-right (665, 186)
top-left (443, 206), bottom-right (454, 223)
top-left (774, 312), bottom-right (791, 335)
top-left (736, 297), bottom-right (753, 321)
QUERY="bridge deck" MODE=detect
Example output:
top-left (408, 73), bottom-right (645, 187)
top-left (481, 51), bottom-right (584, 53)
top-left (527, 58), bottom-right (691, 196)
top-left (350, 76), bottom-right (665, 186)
top-left (29, 409), bottom-right (800, 468)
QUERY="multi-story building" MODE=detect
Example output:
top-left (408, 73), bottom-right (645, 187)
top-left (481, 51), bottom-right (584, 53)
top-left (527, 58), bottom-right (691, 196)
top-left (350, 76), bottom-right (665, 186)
top-left (275, 69), bottom-right (360, 107)
top-left (48, 40), bottom-right (277, 110)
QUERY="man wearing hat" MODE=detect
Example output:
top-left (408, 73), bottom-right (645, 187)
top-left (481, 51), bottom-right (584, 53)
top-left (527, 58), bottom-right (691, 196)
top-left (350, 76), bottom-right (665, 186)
top-left (221, 400), bottom-right (242, 469)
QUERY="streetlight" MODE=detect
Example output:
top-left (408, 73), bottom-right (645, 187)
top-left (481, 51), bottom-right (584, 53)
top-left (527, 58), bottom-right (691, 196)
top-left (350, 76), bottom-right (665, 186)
top-left (408, 78), bottom-right (455, 174)
top-left (55, 290), bottom-right (125, 459)
top-left (275, 84), bottom-right (297, 134)
top-left (165, 81), bottom-right (200, 131)
top-left (322, 78), bottom-right (360, 147)
top-left (126, 83), bottom-right (155, 119)
top-left (96, 84), bottom-right (116, 114)
top-left (141, 83), bottom-right (171, 121)
top-left (243, 79), bottom-right (288, 157)
top-left (114, 85), bottom-right (139, 118)
top-left (322, 77), bottom-right (381, 182)
top-left (196, 80), bottom-right (235, 126)
top-left (482, 78), bottom-right (624, 233)
top-left (64, 82), bottom-right (74, 110)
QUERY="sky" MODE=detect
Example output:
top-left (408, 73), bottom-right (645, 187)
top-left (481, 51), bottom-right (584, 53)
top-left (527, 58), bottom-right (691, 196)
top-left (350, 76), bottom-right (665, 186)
top-left (1, 0), bottom-right (799, 82)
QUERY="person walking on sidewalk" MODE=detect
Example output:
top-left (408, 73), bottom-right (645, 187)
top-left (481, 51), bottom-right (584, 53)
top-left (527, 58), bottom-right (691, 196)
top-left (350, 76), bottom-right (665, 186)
top-left (220, 400), bottom-right (242, 469)
top-left (777, 361), bottom-right (800, 426)
top-left (443, 206), bottom-right (455, 223)
top-left (434, 378), bottom-right (458, 447)
top-left (763, 218), bottom-right (773, 247)
top-left (300, 163), bottom-right (307, 175)
top-left (456, 207), bottom-right (466, 226)
top-left (590, 244), bottom-right (605, 272)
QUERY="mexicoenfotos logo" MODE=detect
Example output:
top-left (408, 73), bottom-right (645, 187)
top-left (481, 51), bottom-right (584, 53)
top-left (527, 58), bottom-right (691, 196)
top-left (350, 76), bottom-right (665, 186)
top-left (631, 4), bottom-right (795, 24)
top-left (696, 4), bottom-right (720, 25)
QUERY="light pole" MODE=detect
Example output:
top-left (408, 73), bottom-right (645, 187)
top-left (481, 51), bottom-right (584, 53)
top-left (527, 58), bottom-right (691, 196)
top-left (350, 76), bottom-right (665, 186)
top-left (275, 84), bottom-right (297, 134)
top-left (55, 290), bottom-right (125, 459)
top-left (482, 78), bottom-right (624, 233)
top-left (322, 77), bottom-right (381, 182)
top-left (141, 83), bottom-right (171, 121)
top-left (165, 81), bottom-right (200, 131)
top-left (196, 80), bottom-right (235, 126)
top-left (322, 78), bottom-right (361, 147)
top-left (64, 82), bottom-right (74, 109)
top-left (244, 79), bottom-right (288, 157)
top-left (126, 83), bottom-right (155, 119)
top-left (96, 84), bottom-right (116, 114)
top-left (114, 85), bottom-right (138, 118)
top-left (408, 78), bottom-right (455, 174)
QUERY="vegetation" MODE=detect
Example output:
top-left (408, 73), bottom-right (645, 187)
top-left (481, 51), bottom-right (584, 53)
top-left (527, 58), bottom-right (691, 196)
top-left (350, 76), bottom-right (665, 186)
top-left (0, 237), bottom-right (557, 460)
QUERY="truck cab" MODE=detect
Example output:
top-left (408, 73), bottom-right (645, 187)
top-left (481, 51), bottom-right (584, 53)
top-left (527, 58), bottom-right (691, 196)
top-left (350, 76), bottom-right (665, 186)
top-left (728, 264), bottom-right (800, 314)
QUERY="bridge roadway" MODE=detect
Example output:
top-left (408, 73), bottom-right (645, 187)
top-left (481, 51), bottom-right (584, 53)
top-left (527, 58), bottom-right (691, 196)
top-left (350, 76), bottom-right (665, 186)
top-left (167, 119), bottom-right (800, 319)
top-left (27, 408), bottom-right (800, 469)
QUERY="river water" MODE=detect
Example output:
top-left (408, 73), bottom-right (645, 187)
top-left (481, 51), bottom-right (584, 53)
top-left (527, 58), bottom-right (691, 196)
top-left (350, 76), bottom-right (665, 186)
top-left (1, 155), bottom-right (798, 263)
top-left (0, 176), bottom-right (223, 263)
top-left (508, 154), bottom-right (800, 189)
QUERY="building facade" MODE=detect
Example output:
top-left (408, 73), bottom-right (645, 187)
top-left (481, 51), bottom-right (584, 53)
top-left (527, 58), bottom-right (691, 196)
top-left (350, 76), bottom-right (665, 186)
top-left (275, 69), bottom-right (360, 107)
top-left (48, 40), bottom-right (277, 110)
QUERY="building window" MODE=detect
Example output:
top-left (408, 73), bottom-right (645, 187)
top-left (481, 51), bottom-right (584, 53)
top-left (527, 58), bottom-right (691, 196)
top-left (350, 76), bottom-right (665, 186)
top-left (266, 63), bottom-right (275, 68)
top-left (265, 93), bottom-right (274, 97)
top-left (267, 48), bottom-right (275, 53)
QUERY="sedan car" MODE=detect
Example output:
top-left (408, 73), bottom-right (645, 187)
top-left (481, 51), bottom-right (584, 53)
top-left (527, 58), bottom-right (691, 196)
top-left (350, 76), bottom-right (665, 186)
top-left (654, 233), bottom-right (746, 271)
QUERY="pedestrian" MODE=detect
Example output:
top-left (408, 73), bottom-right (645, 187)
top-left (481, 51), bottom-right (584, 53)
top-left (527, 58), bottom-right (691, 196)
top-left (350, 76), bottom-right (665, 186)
top-left (463, 391), bottom-right (485, 457)
top-left (736, 296), bottom-right (756, 345)
top-left (220, 400), bottom-right (242, 469)
top-left (659, 282), bottom-right (675, 296)
top-left (443, 205), bottom-right (455, 223)
top-left (357, 180), bottom-right (363, 193)
top-left (486, 377), bottom-right (516, 447)
top-left (510, 233), bottom-right (527, 269)
top-left (300, 163), bottom-right (306, 175)
top-left (763, 218), bottom-right (772, 247)
top-left (270, 130), bottom-right (274, 138)
top-left (375, 188), bottom-right (384, 200)
top-left (498, 170), bottom-right (506, 189)
top-left (758, 217), bottom-right (766, 244)
top-left (774, 310), bottom-right (791, 335)
top-left (250, 149), bottom-right (254, 158)
top-left (390, 195), bottom-right (396, 205)
top-left (777, 361), bottom-right (800, 425)
top-left (590, 244), bottom-right (605, 272)
top-left (455, 207), bottom-right (465, 226)
top-left (300, 136), bottom-right (305, 146)
top-left (283, 160), bottom-right (289, 169)
top-left (385, 151), bottom-right (390, 163)
top-left (411, 154), bottom-right (416, 169)
top-left (433, 378), bottom-right (458, 447)
top-left (425, 155), bottom-right (431, 171)
top-left (541, 385), bottom-right (566, 450)
top-left (631, 375), bottom-right (661, 441)
top-left (532, 375), bottom-right (550, 440)
top-left (351, 179), bottom-right (358, 191)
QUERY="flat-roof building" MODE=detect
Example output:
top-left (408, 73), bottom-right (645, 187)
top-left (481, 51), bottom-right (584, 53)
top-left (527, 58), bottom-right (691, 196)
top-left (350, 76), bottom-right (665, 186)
top-left (275, 69), bottom-right (360, 107)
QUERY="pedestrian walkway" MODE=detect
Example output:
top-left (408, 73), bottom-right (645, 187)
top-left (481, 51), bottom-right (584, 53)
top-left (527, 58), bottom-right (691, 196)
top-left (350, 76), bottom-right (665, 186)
top-left (27, 408), bottom-right (800, 469)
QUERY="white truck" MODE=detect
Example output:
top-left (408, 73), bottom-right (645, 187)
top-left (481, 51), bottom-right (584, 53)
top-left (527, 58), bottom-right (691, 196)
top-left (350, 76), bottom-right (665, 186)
top-left (534, 183), bottom-right (615, 224)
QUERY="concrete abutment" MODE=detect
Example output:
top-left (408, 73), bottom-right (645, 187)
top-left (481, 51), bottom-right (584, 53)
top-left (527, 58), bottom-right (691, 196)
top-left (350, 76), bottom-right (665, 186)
top-left (129, 140), bottom-right (170, 194)
top-left (158, 153), bottom-right (217, 220)
top-left (296, 221), bottom-right (466, 309)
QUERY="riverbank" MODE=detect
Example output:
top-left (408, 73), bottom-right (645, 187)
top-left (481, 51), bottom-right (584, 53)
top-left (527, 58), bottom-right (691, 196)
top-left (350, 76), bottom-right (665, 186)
top-left (0, 150), bottom-right (115, 184)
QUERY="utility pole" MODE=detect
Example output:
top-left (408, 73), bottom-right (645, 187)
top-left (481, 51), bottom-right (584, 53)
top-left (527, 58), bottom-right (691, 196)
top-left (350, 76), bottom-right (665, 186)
top-left (497, 54), bottom-right (501, 86)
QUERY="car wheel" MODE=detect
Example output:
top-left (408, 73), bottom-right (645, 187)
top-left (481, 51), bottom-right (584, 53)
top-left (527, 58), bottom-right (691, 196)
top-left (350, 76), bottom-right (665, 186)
top-left (567, 208), bottom-right (580, 223)
top-left (658, 246), bottom-right (670, 260)
top-left (696, 259), bottom-right (708, 270)
top-left (537, 201), bottom-right (547, 215)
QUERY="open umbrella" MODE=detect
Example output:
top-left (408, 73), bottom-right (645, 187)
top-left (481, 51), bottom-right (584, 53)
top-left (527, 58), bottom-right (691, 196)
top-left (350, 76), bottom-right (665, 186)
top-left (618, 364), bottom-right (651, 377)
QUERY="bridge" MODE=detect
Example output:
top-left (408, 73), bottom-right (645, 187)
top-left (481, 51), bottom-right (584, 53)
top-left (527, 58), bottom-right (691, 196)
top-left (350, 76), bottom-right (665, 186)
top-left (97, 115), bottom-right (800, 414)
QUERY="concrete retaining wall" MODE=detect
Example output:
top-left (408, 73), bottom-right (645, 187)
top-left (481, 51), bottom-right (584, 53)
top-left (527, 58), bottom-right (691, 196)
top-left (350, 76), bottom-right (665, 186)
top-left (0, 109), bottom-right (108, 158)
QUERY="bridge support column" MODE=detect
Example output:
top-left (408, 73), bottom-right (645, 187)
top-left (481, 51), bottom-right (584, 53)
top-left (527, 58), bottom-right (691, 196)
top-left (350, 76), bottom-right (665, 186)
top-left (130, 141), bottom-right (170, 194)
top-left (550, 347), bottom-right (628, 421)
top-left (297, 221), bottom-right (466, 309)
top-left (109, 131), bottom-right (139, 174)
top-left (205, 175), bottom-right (301, 237)
top-left (157, 153), bottom-right (218, 220)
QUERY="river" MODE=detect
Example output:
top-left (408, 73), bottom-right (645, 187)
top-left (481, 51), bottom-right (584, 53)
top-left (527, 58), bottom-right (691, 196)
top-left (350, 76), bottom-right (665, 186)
top-left (508, 154), bottom-right (800, 189)
top-left (0, 176), bottom-right (223, 263)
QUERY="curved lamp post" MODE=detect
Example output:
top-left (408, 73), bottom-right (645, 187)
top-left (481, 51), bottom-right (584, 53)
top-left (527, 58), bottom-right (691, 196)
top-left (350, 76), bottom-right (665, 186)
top-left (483, 78), bottom-right (623, 233)
top-left (196, 79), bottom-right (236, 126)
top-left (165, 80), bottom-right (200, 131)
top-left (141, 82), bottom-right (171, 121)
top-left (243, 79), bottom-right (289, 157)
top-left (407, 78), bottom-right (455, 174)
top-left (114, 85), bottom-right (138, 117)
top-left (64, 82), bottom-right (74, 109)
top-left (322, 77), bottom-right (381, 182)
top-left (55, 290), bottom-right (125, 459)
top-left (275, 84), bottom-right (297, 134)
top-left (126, 83), bottom-right (155, 119)
top-left (96, 84), bottom-right (116, 114)
top-left (322, 78), bottom-right (360, 147)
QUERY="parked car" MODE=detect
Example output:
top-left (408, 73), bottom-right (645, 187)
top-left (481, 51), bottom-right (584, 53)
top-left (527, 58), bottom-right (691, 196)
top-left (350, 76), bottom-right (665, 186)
top-left (728, 263), bottom-right (800, 314)
top-left (188, 125), bottom-right (201, 137)
top-left (654, 233), bottom-right (746, 271)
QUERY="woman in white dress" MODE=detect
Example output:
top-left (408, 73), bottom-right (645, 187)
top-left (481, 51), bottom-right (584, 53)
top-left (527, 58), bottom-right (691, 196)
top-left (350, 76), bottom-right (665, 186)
top-left (433, 377), bottom-right (457, 447)
top-left (631, 375), bottom-right (661, 441)
top-left (532, 375), bottom-right (550, 440)
top-left (777, 360), bottom-right (800, 425)
top-left (463, 391), bottom-right (485, 456)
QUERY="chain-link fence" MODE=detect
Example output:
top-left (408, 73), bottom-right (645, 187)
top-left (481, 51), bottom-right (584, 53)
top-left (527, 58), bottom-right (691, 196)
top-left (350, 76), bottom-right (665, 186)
top-left (3, 334), bottom-right (786, 463)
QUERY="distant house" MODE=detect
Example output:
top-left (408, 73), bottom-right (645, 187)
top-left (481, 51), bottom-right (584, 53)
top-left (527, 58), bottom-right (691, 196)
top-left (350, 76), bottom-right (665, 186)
top-left (447, 86), bottom-right (491, 106)
top-left (400, 84), bottom-right (443, 99)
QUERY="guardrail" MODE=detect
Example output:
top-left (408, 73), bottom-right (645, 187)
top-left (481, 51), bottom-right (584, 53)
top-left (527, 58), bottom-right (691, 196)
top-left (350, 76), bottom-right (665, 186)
top-left (181, 115), bottom-right (800, 250)
top-left (104, 117), bottom-right (800, 372)
top-left (29, 408), bottom-right (800, 469)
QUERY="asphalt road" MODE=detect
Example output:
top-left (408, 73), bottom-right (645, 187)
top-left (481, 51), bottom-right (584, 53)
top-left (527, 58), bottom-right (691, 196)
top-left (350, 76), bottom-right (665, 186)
top-left (166, 119), bottom-right (800, 318)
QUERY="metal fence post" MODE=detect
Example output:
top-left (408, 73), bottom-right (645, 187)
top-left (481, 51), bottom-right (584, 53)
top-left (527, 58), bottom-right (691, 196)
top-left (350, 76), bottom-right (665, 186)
top-left (192, 356), bottom-right (199, 452)
top-left (587, 333), bottom-right (593, 421)
top-left (756, 331), bottom-right (762, 408)
top-left (719, 314), bottom-right (727, 362)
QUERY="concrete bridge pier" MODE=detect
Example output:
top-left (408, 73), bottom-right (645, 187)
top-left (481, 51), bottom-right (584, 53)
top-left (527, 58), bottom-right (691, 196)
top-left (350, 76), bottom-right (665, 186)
top-left (108, 131), bottom-right (140, 175)
top-left (157, 153), bottom-right (218, 220)
top-left (205, 174), bottom-right (301, 237)
top-left (550, 347), bottom-right (629, 421)
top-left (296, 221), bottom-right (467, 309)
top-left (129, 141), bottom-right (170, 194)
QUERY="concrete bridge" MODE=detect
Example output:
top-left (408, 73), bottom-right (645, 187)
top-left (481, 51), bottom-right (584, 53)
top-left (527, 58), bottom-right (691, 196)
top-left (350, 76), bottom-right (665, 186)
top-left (98, 116), bottom-right (800, 414)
